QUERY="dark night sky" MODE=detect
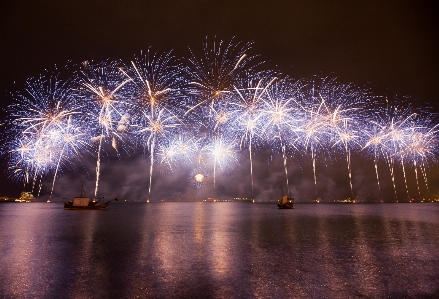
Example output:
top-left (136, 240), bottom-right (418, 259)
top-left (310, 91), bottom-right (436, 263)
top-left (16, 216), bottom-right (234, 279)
top-left (1, 0), bottom-right (438, 200)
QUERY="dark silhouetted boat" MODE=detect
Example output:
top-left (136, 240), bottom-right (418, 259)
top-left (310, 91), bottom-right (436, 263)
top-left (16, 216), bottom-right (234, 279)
top-left (277, 195), bottom-right (294, 209)
top-left (64, 186), bottom-right (116, 210)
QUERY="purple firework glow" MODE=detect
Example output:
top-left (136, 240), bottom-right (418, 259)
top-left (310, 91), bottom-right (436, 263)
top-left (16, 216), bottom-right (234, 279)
top-left (1, 38), bottom-right (438, 202)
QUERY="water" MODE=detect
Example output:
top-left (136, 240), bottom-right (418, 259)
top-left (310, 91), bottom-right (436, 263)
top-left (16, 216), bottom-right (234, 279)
top-left (1, 202), bottom-right (439, 298)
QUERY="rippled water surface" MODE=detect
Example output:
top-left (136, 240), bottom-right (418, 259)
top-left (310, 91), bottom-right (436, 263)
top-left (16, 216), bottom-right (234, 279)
top-left (1, 202), bottom-right (439, 298)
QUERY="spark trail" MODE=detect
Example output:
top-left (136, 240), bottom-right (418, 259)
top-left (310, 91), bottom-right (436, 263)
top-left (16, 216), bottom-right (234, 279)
top-left (1, 38), bottom-right (438, 202)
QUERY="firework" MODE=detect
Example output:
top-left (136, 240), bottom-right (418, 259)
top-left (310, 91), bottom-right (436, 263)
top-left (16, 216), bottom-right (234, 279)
top-left (228, 76), bottom-right (276, 196)
top-left (77, 59), bottom-right (131, 198)
top-left (184, 36), bottom-right (262, 116)
top-left (46, 115), bottom-right (91, 199)
top-left (157, 134), bottom-right (198, 171)
top-left (199, 136), bottom-right (239, 189)
top-left (132, 106), bottom-right (183, 195)
top-left (258, 77), bottom-right (304, 197)
top-left (188, 167), bottom-right (209, 189)
top-left (5, 72), bottom-right (83, 194)
top-left (1, 39), bottom-right (438, 201)
top-left (294, 77), bottom-right (372, 197)
top-left (119, 50), bottom-right (188, 197)
top-left (121, 49), bottom-right (187, 114)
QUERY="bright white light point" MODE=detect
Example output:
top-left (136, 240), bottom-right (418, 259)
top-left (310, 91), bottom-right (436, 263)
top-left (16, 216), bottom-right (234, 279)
top-left (194, 173), bottom-right (204, 182)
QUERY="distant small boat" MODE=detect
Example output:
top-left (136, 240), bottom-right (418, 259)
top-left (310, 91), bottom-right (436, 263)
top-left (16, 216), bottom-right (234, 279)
top-left (277, 195), bottom-right (294, 209)
top-left (64, 185), bottom-right (116, 210)
top-left (203, 198), bottom-right (217, 202)
top-left (234, 197), bottom-right (255, 203)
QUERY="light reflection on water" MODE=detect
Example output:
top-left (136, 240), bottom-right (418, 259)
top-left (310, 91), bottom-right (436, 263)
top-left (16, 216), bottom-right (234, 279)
top-left (0, 202), bottom-right (438, 298)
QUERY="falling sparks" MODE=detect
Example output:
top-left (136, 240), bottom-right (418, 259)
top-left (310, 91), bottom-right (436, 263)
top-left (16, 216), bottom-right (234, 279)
top-left (1, 38), bottom-right (438, 202)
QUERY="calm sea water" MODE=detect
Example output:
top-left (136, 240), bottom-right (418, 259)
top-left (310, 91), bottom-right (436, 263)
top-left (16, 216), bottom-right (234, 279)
top-left (0, 202), bottom-right (438, 298)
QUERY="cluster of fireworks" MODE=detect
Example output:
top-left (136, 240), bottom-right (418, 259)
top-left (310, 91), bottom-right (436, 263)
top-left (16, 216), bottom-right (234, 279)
top-left (1, 38), bottom-right (438, 200)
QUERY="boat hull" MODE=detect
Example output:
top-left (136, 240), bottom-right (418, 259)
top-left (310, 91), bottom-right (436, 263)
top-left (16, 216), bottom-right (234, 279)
top-left (277, 202), bottom-right (294, 209)
top-left (277, 196), bottom-right (294, 209)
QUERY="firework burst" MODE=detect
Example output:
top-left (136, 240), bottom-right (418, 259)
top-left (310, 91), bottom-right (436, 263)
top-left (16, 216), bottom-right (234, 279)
top-left (5, 72), bottom-right (82, 194)
top-left (184, 36), bottom-right (262, 116)
top-left (1, 39), bottom-right (438, 201)
top-left (78, 59), bottom-right (131, 198)
top-left (188, 167), bottom-right (209, 189)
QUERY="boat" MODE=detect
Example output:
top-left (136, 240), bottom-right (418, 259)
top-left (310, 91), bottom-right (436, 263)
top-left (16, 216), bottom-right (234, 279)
top-left (277, 195), bottom-right (294, 209)
top-left (203, 197), bottom-right (218, 202)
top-left (64, 186), bottom-right (116, 210)
top-left (234, 197), bottom-right (255, 203)
top-left (0, 197), bottom-right (14, 203)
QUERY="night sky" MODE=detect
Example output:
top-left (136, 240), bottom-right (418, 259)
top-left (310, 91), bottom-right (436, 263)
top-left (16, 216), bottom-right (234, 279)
top-left (1, 0), bottom-right (438, 201)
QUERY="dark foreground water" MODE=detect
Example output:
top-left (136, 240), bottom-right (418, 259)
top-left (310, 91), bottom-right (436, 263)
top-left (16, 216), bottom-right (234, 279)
top-left (0, 202), bottom-right (439, 299)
